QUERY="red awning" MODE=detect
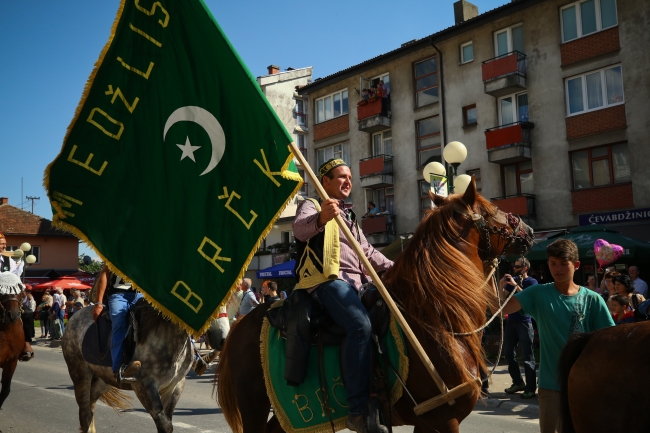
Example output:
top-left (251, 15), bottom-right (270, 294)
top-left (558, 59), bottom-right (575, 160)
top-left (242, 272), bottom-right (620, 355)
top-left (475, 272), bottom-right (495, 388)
top-left (32, 276), bottom-right (92, 291)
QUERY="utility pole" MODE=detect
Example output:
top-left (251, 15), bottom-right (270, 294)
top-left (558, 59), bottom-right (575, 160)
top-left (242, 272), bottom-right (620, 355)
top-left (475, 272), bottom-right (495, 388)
top-left (25, 196), bottom-right (40, 213)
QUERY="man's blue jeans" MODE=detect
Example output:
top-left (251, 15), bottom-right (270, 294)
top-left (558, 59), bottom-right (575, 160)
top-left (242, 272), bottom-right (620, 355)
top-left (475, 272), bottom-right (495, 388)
top-left (312, 280), bottom-right (372, 417)
top-left (108, 291), bottom-right (143, 372)
top-left (503, 319), bottom-right (536, 393)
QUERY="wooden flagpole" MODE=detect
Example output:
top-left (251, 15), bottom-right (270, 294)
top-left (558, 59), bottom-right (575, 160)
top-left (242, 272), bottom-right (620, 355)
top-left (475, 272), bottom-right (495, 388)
top-left (289, 142), bottom-right (474, 412)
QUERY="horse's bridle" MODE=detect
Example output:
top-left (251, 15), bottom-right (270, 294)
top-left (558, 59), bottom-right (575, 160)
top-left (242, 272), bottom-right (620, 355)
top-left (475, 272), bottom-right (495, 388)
top-left (0, 295), bottom-right (22, 324)
top-left (455, 205), bottom-right (534, 263)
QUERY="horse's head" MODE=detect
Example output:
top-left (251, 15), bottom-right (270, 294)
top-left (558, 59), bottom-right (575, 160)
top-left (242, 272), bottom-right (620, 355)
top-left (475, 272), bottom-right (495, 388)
top-left (0, 294), bottom-right (22, 325)
top-left (430, 178), bottom-right (534, 263)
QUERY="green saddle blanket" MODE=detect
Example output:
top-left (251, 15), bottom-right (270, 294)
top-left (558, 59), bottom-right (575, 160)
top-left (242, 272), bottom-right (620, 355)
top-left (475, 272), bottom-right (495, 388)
top-left (260, 316), bottom-right (409, 433)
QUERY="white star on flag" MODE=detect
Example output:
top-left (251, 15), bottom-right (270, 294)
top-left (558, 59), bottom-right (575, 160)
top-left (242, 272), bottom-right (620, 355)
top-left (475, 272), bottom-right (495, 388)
top-left (176, 137), bottom-right (201, 162)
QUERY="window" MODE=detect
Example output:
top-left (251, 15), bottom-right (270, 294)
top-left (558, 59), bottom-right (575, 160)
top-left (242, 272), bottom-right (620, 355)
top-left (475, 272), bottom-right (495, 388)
top-left (414, 57), bottom-right (438, 107)
top-left (298, 169), bottom-right (308, 196)
top-left (465, 169), bottom-right (482, 192)
top-left (460, 41), bottom-right (474, 63)
top-left (419, 180), bottom-right (432, 219)
top-left (315, 89), bottom-right (348, 123)
top-left (295, 99), bottom-right (308, 126)
top-left (561, 0), bottom-right (618, 43)
top-left (281, 231), bottom-right (294, 244)
top-left (6, 245), bottom-right (40, 264)
top-left (416, 116), bottom-right (441, 166)
top-left (316, 142), bottom-right (350, 168)
top-left (498, 92), bottom-right (529, 125)
top-left (571, 143), bottom-right (630, 189)
top-left (368, 187), bottom-right (395, 214)
top-left (296, 134), bottom-right (307, 161)
top-left (502, 161), bottom-right (533, 196)
top-left (361, 73), bottom-right (390, 97)
top-left (462, 104), bottom-right (477, 127)
top-left (494, 24), bottom-right (524, 56)
top-left (372, 130), bottom-right (392, 156)
top-left (565, 65), bottom-right (624, 115)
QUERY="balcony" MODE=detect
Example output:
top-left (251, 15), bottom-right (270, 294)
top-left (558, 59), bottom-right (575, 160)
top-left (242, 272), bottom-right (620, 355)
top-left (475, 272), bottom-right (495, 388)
top-left (357, 97), bottom-right (390, 133)
top-left (362, 214), bottom-right (396, 246)
top-left (482, 51), bottom-right (527, 97)
top-left (491, 194), bottom-right (536, 228)
top-left (359, 154), bottom-right (393, 189)
top-left (485, 121), bottom-right (534, 164)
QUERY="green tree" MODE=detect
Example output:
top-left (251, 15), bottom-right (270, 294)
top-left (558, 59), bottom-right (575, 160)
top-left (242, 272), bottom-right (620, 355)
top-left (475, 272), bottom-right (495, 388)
top-left (78, 254), bottom-right (103, 273)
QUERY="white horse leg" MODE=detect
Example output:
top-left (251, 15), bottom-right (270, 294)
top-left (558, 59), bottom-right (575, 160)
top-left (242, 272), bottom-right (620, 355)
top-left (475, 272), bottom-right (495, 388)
top-left (162, 378), bottom-right (186, 421)
top-left (133, 378), bottom-right (173, 433)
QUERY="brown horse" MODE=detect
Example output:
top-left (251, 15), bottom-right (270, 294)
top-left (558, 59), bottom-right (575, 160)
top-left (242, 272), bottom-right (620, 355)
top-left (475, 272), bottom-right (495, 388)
top-left (559, 321), bottom-right (650, 433)
top-left (0, 292), bottom-right (25, 409)
top-left (215, 180), bottom-right (533, 433)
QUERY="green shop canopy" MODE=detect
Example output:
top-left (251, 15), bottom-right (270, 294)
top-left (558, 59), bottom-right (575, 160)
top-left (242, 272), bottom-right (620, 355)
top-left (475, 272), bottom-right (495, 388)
top-left (521, 225), bottom-right (650, 261)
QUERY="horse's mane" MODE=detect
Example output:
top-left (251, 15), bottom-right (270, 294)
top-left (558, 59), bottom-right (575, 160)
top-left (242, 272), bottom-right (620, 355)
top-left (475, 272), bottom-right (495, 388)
top-left (384, 192), bottom-right (499, 392)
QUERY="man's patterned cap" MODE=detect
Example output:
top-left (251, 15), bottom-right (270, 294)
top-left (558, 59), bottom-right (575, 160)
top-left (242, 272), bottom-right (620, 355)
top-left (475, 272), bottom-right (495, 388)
top-left (318, 158), bottom-right (348, 179)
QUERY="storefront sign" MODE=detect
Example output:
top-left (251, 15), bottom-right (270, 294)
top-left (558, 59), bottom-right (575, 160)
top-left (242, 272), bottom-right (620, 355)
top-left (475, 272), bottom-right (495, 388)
top-left (579, 208), bottom-right (650, 226)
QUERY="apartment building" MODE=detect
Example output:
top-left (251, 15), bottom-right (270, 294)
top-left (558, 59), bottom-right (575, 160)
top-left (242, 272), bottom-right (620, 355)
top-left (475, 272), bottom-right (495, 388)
top-left (298, 0), bottom-right (650, 246)
top-left (244, 65), bottom-right (312, 285)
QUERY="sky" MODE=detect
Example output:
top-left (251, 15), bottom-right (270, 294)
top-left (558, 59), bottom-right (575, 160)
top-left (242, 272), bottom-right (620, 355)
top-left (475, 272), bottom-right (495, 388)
top-left (0, 0), bottom-right (507, 257)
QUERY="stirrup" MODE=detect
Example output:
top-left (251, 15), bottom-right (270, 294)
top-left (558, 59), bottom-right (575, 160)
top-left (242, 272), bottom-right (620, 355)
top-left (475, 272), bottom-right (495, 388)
top-left (118, 361), bottom-right (141, 383)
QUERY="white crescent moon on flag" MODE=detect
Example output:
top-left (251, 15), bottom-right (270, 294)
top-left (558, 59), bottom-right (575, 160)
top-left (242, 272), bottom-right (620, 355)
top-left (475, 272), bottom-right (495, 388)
top-left (163, 106), bottom-right (226, 176)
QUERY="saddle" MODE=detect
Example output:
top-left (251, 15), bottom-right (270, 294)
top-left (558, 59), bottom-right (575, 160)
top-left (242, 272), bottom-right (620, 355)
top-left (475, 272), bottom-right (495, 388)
top-left (266, 285), bottom-right (391, 387)
top-left (81, 299), bottom-right (144, 368)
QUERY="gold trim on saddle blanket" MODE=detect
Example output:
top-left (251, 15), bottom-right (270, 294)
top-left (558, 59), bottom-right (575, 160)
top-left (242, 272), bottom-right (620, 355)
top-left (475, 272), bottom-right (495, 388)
top-left (294, 198), bottom-right (340, 290)
top-left (260, 316), bottom-right (409, 433)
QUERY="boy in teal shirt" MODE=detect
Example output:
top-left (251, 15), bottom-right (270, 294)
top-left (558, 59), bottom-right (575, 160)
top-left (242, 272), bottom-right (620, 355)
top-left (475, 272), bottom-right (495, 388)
top-left (503, 239), bottom-right (614, 433)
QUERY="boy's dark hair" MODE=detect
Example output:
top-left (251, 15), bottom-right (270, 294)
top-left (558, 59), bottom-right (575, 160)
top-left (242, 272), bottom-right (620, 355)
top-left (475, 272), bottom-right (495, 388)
top-left (267, 281), bottom-right (278, 293)
top-left (610, 294), bottom-right (630, 308)
top-left (546, 239), bottom-right (579, 262)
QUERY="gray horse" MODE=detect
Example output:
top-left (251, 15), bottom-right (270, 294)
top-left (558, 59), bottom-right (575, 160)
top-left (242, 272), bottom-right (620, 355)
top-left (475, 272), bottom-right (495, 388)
top-left (62, 302), bottom-right (194, 433)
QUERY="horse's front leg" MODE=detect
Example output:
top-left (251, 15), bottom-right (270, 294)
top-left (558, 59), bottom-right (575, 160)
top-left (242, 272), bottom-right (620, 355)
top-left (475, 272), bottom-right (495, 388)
top-left (0, 360), bottom-right (17, 409)
top-left (133, 378), bottom-right (173, 433)
top-left (162, 378), bottom-right (185, 421)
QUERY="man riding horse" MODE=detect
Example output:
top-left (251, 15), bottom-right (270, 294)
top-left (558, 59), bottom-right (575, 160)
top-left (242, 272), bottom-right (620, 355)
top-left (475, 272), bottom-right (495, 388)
top-left (92, 264), bottom-right (143, 382)
top-left (292, 158), bottom-right (393, 433)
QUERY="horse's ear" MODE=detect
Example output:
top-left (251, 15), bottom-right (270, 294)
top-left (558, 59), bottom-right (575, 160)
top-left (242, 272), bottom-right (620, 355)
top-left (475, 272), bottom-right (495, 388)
top-left (461, 177), bottom-right (477, 206)
top-left (429, 191), bottom-right (447, 208)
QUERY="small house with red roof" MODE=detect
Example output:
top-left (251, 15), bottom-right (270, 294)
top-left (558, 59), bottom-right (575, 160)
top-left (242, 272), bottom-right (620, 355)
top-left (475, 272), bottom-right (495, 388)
top-left (0, 197), bottom-right (79, 286)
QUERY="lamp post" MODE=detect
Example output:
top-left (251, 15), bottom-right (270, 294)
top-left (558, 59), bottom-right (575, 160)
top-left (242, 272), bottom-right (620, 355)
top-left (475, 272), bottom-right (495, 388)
top-left (400, 234), bottom-right (413, 252)
top-left (14, 242), bottom-right (37, 284)
top-left (423, 141), bottom-right (469, 196)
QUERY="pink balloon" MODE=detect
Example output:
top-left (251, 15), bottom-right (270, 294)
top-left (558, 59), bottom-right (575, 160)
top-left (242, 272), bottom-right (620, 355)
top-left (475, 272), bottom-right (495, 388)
top-left (594, 239), bottom-right (624, 269)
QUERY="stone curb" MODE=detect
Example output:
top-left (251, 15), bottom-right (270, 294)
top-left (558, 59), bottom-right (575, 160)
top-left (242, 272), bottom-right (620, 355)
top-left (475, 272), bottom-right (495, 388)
top-left (476, 398), bottom-right (539, 414)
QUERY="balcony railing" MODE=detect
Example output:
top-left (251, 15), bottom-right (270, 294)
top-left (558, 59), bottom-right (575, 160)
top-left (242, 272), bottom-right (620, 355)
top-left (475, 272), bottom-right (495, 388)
top-left (357, 97), bottom-right (390, 133)
top-left (482, 51), bottom-right (527, 97)
top-left (362, 214), bottom-right (396, 235)
top-left (359, 154), bottom-right (394, 189)
top-left (484, 121), bottom-right (534, 164)
top-left (491, 194), bottom-right (536, 217)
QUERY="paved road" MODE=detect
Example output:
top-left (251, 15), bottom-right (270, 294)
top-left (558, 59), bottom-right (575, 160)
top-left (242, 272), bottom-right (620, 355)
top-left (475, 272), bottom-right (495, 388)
top-left (0, 340), bottom-right (539, 432)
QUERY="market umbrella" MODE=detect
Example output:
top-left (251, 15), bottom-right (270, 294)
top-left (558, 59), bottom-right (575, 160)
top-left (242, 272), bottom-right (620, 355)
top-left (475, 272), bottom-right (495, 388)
top-left (32, 276), bottom-right (92, 291)
top-left (521, 224), bottom-right (650, 261)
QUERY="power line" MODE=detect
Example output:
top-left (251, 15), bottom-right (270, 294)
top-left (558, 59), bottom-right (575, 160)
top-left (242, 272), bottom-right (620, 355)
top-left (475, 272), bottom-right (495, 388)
top-left (25, 196), bottom-right (40, 214)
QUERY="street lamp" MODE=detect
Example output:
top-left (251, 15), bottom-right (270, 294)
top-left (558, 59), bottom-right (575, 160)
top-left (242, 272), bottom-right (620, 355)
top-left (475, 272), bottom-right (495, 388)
top-left (400, 234), bottom-right (413, 252)
top-left (423, 141), bottom-right (468, 196)
top-left (14, 242), bottom-right (37, 283)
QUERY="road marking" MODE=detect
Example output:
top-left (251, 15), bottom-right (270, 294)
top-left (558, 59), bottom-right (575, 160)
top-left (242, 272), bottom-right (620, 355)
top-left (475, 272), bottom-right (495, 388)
top-left (11, 378), bottom-right (218, 432)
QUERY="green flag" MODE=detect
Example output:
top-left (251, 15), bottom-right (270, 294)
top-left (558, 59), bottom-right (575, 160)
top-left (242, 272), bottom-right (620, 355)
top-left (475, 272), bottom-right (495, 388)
top-left (44, 0), bottom-right (302, 335)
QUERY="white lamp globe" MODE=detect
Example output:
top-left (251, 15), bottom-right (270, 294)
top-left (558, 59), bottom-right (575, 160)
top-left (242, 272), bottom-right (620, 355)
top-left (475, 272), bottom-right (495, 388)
top-left (26, 255), bottom-right (37, 264)
top-left (12, 249), bottom-right (24, 259)
top-left (20, 242), bottom-right (32, 252)
top-left (423, 161), bottom-right (446, 181)
top-left (454, 174), bottom-right (472, 194)
top-left (443, 141), bottom-right (467, 164)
